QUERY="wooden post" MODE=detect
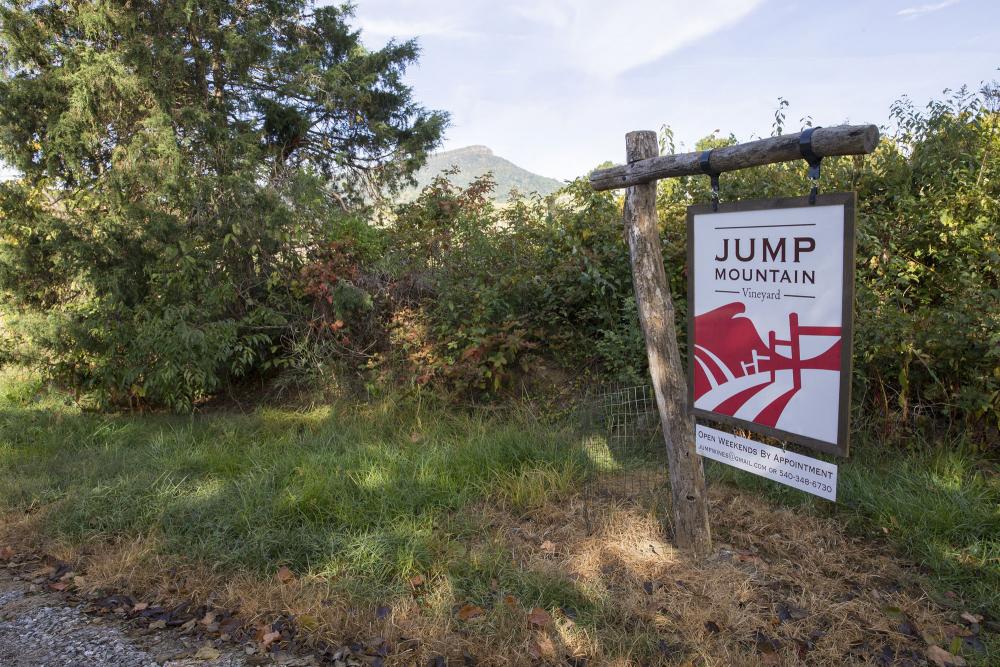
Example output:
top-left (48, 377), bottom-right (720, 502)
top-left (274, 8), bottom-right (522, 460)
top-left (623, 131), bottom-right (712, 557)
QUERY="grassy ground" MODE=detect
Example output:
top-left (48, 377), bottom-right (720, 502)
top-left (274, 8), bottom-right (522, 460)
top-left (705, 431), bottom-right (1000, 618)
top-left (0, 366), bottom-right (997, 664)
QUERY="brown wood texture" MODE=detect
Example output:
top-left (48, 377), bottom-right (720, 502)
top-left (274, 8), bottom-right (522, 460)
top-left (623, 131), bottom-right (712, 556)
top-left (591, 124), bottom-right (879, 191)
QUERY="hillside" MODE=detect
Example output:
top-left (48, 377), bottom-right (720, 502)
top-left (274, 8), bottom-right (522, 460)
top-left (398, 145), bottom-right (563, 203)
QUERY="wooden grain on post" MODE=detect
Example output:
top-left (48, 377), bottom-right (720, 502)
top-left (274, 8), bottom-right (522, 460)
top-left (622, 130), bottom-right (712, 557)
top-left (591, 124), bottom-right (879, 191)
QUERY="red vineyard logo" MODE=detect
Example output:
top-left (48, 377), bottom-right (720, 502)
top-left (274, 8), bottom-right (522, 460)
top-left (693, 303), bottom-right (840, 428)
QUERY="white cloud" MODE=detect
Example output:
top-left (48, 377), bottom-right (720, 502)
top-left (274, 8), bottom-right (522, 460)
top-left (897, 0), bottom-right (960, 19)
top-left (354, 0), bottom-right (766, 78)
top-left (507, 0), bottom-right (766, 78)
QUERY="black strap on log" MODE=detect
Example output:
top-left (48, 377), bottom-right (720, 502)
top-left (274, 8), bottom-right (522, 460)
top-left (699, 149), bottom-right (720, 211)
top-left (798, 126), bottom-right (823, 204)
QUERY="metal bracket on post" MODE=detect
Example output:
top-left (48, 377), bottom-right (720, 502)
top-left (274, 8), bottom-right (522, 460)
top-left (798, 126), bottom-right (823, 205)
top-left (699, 150), bottom-right (721, 211)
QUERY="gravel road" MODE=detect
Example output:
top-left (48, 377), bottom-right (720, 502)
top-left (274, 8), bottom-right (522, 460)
top-left (0, 571), bottom-right (315, 666)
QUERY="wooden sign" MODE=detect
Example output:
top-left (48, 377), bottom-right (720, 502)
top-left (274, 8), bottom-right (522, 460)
top-left (686, 193), bottom-right (855, 457)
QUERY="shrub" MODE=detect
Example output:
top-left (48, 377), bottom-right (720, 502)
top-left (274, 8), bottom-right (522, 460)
top-left (0, 1), bottom-right (445, 409)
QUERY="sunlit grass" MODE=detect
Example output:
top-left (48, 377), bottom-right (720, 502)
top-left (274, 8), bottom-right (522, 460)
top-left (0, 367), bottom-right (589, 605)
top-left (1, 365), bottom-right (998, 660)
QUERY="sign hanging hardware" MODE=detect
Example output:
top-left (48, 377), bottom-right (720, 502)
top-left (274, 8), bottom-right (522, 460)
top-left (699, 149), bottom-right (721, 211)
top-left (798, 126), bottom-right (824, 205)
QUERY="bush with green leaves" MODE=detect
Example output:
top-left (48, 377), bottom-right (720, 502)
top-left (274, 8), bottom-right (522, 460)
top-left (381, 83), bottom-right (998, 436)
top-left (384, 174), bottom-right (642, 393)
top-left (0, 0), bottom-right (445, 409)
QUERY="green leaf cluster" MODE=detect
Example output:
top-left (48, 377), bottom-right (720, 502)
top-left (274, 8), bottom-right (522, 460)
top-left (0, 0), bottom-right (445, 409)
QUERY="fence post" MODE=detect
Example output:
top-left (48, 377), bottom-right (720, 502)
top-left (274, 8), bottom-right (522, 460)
top-left (623, 130), bottom-right (712, 557)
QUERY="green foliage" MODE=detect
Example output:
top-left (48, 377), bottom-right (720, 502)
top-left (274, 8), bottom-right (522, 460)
top-left (654, 85), bottom-right (999, 434)
top-left (855, 87), bottom-right (1000, 431)
top-left (0, 9), bottom-right (994, 438)
top-left (386, 174), bottom-right (638, 393)
top-left (315, 82), bottom-right (997, 434)
top-left (0, 0), bottom-right (445, 409)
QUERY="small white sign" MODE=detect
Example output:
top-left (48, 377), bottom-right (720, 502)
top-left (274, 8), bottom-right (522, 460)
top-left (695, 423), bottom-right (837, 501)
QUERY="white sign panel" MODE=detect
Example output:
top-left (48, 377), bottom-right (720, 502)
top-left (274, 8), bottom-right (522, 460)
top-left (686, 194), bottom-right (855, 457)
top-left (695, 423), bottom-right (837, 501)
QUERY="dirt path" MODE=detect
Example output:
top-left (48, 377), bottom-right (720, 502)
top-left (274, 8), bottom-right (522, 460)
top-left (0, 571), bottom-right (317, 667)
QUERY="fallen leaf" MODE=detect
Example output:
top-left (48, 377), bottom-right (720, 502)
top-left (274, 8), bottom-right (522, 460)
top-left (943, 623), bottom-right (972, 638)
top-left (409, 574), bottom-right (425, 589)
top-left (275, 566), bottom-right (295, 584)
top-left (960, 612), bottom-right (983, 625)
top-left (457, 604), bottom-right (484, 621)
top-left (181, 619), bottom-right (197, 632)
top-left (149, 620), bottom-right (168, 630)
top-left (927, 645), bottom-right (967, 667)
top-left (261, 630), bottom-right (281, 649)
top-left (200, 611), bottom-right (217, 626)
top-left (0, 546), bottom-right (14, 560)
top-left (133, 602), bottom-right (149, 612)
top-left (527, 607), bottom-right (551, 628)
top-left (503, 594), bottom-right (519, 610)
top-left (48, 582), bottom-right (67, 592)
top-left (194, 645), bottom-right (222, 661)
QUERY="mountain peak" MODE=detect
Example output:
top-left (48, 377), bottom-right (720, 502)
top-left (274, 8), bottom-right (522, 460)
top-left (399, 145), bottom-right (562, 203)
top-left (444, 145), bottom-right (493, 156)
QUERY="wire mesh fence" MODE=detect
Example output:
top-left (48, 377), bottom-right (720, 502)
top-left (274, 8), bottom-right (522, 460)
top-left (579, 382), bottom-right (669, 532)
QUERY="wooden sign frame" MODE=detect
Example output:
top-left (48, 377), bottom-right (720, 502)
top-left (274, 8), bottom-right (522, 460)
top-left (685, 193), bottom-right (856, 458)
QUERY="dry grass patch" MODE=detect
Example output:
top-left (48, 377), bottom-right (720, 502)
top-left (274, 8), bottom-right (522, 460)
top-left (0, 482), bottom-right (980, 666)
top-left (478, 484), bottom-right (965, 665)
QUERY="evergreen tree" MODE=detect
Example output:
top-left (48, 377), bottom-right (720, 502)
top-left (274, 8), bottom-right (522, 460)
top-left (0, 0), bottom-right (446, 409)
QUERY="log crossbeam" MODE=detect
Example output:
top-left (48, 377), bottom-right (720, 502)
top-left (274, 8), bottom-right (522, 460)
top-left (590, 124), bottom-right (879, 191)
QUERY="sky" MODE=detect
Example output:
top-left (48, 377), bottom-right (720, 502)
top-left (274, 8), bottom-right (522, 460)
top-left (1, 0), bottom-right (996, 182)
top-left (351, 0), bottom-right (999, 180)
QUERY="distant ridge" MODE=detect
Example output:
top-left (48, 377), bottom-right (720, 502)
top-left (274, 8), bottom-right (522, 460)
top-left (398, 145), bottom-right (563, 203)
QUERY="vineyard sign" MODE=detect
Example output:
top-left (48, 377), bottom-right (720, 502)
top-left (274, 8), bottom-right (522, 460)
top-left (686, 193), bottom-right (855, 457)
top-left (590, 126), bottom-right (876, 551)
